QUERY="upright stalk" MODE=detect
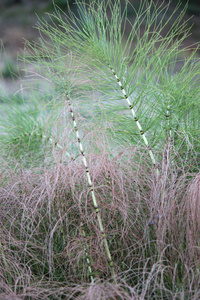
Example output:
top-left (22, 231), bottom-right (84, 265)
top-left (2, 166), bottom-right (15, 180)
top-left (80, 222), bottom-right (94, 283)
top-left (107, 63), bottom-right (160, 177)
top-left (0, 241), bottom-right (7, 271)
top-left (66, 94), bottom-right (117, 283)
top-left (0, 241), bottom-right (12, 285)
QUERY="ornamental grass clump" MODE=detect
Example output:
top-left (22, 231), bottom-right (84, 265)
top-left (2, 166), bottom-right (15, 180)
top-left (0, 0), bottom-right (200, 298)
top-left (0, 148), bottom-right (200, 298)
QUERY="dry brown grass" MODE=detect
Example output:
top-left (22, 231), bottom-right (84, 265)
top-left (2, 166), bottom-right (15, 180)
top-left (0, 137), bottom-right (200, 299)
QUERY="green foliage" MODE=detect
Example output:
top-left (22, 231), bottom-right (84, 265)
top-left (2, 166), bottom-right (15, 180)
top-left (25, 0), bottom-right (200, 168)
top-left (0, 100), bottom-right (50, 167)
top-left (0, 59), bottom-right (19, 79)
top-left (0, 0), bottom-right (200, 298)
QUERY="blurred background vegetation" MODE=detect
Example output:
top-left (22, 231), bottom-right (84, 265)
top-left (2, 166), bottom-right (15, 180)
top-left (0, 0), bottom-right (199, 87)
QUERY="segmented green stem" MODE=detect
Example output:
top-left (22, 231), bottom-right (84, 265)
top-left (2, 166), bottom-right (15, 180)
top-left (108, 63), bottom-right (159, 176)
top-left (40, 136), bottom-right (94, 280)
top-left (0, 241), bottom-right (12, 285)
top-left (0, 241), bottom-right (7, 270)
top-left (66, 94), bottom-right (117, 282)
top-left (80, 222), bottom-right (94, 283)
top-left (165, 105), bottom-right (172, 139)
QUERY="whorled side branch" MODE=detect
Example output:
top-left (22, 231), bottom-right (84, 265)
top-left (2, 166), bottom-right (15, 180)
top-left (66, 94), bottom-right (117, 282)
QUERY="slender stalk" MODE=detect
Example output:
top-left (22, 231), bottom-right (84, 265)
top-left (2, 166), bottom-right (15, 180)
top-left (0, 241), bottom-right (12, 285)
top-left (66, 93), bottom-right (117, 283)
top-left (107, 63), bottom-right (160, 177)
top-left (46, 132), bottom-right (94, 281)
top-left (0, 241), bottom-right (7, 270)
top-left (80, 222), bottom-right (94, 283)
top-left (165, 105), bottom-right (172, 140)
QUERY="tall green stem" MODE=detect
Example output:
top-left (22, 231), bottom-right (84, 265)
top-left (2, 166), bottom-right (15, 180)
top-left (0, 241), bottom-right (12, 285)
top-left (80, 222), bottom-right (94, 283)
top-left (66, 94), bottom-right (117, 283)
top-left (108, 63), bottom-right (160, 177)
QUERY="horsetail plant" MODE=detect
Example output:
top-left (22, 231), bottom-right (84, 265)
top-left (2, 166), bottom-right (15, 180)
top-left (80, 222), bottom-right (94, 283)
top-left (2, 0), bottom-right (198, 294)
top-left (66, 94), bottom-right (117, 282)
top-left (107, 62), bottom-right (159, 176)
top-left (32, 0), bottom-right (200, 175)
top-left (0, 241), bottom-right (12, 285)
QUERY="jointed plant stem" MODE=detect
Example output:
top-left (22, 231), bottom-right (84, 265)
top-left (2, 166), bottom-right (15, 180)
top-left (0, 241), bottom-right (7, 270)
top-left (80, 222), bottom-right (94, 283)
top-left (66, 94), bottom-right (117, 283)
top-left (108, 63), bottom-right (160, 177)
top-left (0, 241), bottom-right (12, 285)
